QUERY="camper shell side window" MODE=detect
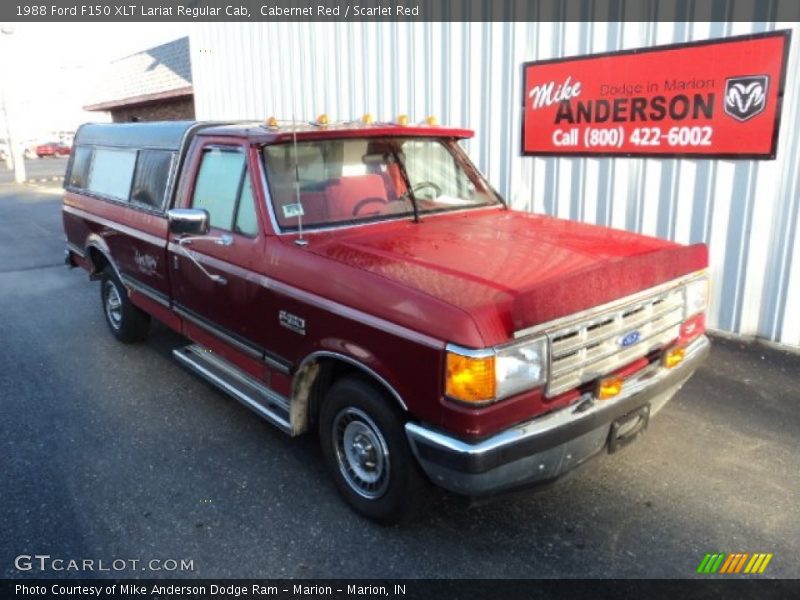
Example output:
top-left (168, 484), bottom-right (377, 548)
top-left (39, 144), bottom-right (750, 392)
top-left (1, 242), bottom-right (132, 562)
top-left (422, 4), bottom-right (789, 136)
top-left (65, 144), bottom-right (175, 213)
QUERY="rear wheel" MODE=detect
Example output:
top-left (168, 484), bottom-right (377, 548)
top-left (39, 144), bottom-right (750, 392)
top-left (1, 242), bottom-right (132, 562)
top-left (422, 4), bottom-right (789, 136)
top-left (319, 376), bottom-right (429, 524)
top-left (100, 268), bottom-right (150, 343)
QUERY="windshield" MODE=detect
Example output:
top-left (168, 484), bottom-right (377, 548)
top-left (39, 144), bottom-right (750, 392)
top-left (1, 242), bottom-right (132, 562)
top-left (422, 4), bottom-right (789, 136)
top-left (263, 137), bottom-right (500, 230)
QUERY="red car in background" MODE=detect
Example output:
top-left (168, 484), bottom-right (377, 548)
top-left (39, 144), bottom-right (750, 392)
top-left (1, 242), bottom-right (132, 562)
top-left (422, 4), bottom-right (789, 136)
top-left (36, 141), bottom-right (71, 158)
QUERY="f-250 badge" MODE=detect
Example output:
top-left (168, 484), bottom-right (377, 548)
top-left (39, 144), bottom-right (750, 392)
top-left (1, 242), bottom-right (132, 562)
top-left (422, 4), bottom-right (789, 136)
top-left (279, 310), bottom-right (306, 335)
top-left (724, 75), bottom-right (768, 122)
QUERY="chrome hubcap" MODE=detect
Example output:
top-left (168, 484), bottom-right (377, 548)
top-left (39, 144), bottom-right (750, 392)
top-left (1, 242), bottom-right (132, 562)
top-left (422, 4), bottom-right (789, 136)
top-left (104, 281), bottom-right (123, 330)
top-left (333, 407), bottom-right (390, 499)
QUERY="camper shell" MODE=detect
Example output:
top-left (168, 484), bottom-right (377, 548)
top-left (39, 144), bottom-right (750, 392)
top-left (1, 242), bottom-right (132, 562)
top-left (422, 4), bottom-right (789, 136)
top-left (66, 121), bottom-right (227, 213)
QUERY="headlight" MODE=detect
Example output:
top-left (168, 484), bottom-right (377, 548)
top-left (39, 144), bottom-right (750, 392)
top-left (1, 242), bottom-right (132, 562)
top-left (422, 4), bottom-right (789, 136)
top-left (445, 336), bottom-right (548, 405)
top-left (685, 274), bottom-right (709, 318)
top-left (495, 337), bottom-right (548, 400)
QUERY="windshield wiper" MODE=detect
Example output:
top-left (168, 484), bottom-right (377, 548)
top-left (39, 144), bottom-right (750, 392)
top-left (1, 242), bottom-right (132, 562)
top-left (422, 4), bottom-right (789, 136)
top-left (390, 149), bottom-right (420, 223)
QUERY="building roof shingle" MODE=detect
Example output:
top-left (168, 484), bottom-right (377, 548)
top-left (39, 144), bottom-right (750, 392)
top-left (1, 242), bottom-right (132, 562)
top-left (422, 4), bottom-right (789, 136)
top-left (85, 37), bottom-right (192, 111)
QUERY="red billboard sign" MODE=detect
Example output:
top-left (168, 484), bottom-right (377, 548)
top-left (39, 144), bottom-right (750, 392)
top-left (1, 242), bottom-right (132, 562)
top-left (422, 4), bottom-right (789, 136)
top-left (521, 31), bottom-right (790, 159)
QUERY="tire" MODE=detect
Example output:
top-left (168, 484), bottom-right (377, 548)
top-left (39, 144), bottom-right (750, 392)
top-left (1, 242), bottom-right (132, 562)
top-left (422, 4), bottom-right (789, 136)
top-left (319, 376), bottom-right (429, 524)
top-left (100, 268), bottom-right (150, 343)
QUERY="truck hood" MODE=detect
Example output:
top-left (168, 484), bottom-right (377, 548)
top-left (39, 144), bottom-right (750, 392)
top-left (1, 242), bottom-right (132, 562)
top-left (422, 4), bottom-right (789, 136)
top-left (309, 208), bottom-right (707, 346)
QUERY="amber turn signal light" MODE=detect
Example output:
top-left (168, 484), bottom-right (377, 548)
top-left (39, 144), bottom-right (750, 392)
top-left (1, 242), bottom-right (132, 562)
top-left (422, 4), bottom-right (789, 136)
top-left (445, 352), bottom-right (495, 404)
top-left (663, 346), bottom-right (686, 369)
top-left (597, 376), bottom-right (624, 400)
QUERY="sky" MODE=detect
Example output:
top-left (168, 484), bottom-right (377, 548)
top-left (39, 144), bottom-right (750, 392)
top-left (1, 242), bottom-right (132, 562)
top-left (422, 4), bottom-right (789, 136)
top-left (0, 22), bottom-right (195, 142)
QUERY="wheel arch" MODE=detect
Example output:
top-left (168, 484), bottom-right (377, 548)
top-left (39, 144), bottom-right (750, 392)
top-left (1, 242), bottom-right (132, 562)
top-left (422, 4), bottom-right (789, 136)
top-left (85, 235), bottom-right (122, 281)
top-left (290, 350), bottom-right (408, 436)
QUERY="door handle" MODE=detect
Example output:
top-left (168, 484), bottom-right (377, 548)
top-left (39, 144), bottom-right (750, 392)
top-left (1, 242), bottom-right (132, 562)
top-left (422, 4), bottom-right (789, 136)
top-left (174, 243), bottom-right (228, 285)
top-left (215, 234), bottom-right (234, 247)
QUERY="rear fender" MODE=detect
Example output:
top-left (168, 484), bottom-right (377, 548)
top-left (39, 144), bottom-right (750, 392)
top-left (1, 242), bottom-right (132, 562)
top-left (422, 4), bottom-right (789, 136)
top-left (85, 234), bottom-right (121, 281)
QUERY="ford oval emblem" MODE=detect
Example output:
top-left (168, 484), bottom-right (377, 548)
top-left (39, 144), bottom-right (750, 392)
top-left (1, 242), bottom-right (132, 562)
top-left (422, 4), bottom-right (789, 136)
top-left (619, 331), bottom-right (641, 347)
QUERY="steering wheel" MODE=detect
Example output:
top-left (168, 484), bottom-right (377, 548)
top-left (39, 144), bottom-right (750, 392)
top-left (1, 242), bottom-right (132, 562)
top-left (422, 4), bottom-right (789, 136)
top-left (352, 196), bottom-right (389, 217)
top-left (398, 181), bottom-right (442, 202)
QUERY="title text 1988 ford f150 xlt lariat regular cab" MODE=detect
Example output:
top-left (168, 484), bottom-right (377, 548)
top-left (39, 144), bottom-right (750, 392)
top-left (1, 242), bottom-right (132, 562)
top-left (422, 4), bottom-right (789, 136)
top-left (62, 119), bottom-right (710, 522)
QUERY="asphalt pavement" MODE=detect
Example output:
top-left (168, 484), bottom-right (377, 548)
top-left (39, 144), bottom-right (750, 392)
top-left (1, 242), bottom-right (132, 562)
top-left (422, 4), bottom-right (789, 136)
top-left (0, 157), bottom-right (68, 185)
top-left (1, 184), bottom-right (798, 578)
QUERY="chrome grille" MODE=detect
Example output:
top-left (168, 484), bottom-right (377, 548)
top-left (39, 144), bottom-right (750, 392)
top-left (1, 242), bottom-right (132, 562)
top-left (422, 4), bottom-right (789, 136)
top-left (546, 285), bottom-right (685, 397)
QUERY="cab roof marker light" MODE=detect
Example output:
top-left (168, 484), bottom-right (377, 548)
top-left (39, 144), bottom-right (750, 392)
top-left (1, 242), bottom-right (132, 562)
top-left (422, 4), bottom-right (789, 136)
top-left (397, 114), bottom-right (409, 126)
top-left (425, 115), bottom-right (438, 126)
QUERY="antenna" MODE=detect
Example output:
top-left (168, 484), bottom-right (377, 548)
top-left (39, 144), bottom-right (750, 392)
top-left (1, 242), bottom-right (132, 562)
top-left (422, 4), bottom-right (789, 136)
top-left (288, 63), bottom-right (307, 246)
top-left (291, 112), bottom-right (307, 246)
top-left (289, 29), bottom-right (309, 247)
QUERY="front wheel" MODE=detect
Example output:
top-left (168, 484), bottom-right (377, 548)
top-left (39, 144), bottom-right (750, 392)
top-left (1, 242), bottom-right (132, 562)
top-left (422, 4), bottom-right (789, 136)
top-left (100, 268), bottom-right (150, 343)
top-left (319, 376), bottom-right (429, 524)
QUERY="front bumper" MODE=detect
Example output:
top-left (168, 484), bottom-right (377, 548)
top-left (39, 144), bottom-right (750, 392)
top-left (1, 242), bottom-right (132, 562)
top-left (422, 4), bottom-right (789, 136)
top-left (405, 335), bottom-right (710, 496)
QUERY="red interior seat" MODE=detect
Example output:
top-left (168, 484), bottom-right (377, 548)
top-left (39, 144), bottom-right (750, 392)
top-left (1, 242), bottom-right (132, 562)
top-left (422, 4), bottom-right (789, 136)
top-left (385, 163), bottom-right (407, 198)
top-left (296, 192), bottom-right (328, 225)
top-left (326, 175), bottom-right (388, 220)
top-left (274, 189), bottom-right (330, 228)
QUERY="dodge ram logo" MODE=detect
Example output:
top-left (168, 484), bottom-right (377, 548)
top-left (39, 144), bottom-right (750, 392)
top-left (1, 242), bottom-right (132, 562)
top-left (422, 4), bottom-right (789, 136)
top-left (724, 75), bottom-right (769, 122)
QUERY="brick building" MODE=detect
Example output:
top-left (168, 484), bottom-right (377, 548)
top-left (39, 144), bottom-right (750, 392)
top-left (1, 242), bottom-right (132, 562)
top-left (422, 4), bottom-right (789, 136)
top-left (85, 37), bottom-right (194, 123)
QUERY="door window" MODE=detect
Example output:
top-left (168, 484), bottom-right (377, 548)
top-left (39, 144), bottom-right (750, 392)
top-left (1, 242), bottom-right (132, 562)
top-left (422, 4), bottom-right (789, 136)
top-left (235, 175), bottom-right (259, 236)
top-left (192, 147), bottom-right (259, 236)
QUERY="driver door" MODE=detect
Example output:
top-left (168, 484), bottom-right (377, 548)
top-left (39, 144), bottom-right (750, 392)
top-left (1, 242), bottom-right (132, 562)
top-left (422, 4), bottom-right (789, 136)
top-left (169, 144), bottom-right (268, 357)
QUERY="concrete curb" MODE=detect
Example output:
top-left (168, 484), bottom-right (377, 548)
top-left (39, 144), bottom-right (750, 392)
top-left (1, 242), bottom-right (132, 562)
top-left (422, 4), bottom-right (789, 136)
top-left (24, 176), bottom-right (64, 185)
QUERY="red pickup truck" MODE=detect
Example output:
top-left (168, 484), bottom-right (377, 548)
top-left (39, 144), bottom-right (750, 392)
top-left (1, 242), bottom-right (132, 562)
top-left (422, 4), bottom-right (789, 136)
top-left (62, 120), bottom-right (710, 522)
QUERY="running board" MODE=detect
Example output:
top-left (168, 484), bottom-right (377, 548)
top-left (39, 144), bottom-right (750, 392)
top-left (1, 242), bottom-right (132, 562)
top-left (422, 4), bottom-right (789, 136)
top-left (173, 344), bottom-right (293, 435)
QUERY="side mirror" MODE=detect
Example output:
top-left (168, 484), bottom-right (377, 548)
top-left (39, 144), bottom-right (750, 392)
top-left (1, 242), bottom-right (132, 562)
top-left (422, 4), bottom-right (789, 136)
top-left (168, 208), bottom-right (210, 236)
